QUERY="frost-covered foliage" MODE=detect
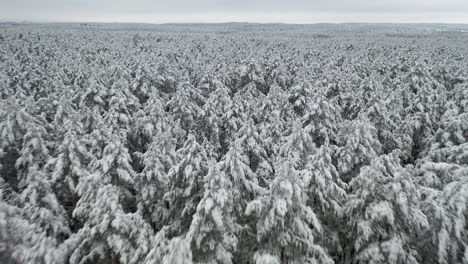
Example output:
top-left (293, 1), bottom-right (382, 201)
top-left (345, 152), bottom-right (428, 264)
top-left (246, 158), bottom-right (333, 264)
top-left (1, 23), bottom-right (468, 264)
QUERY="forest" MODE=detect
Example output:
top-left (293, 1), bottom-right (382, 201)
top-left (0, 23), bottom-right (467, 264)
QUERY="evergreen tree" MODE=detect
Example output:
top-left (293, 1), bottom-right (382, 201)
top-left (0, 180), bottom-right (59, 264)
top-left (201, 85), bottom-right (232, 155)
top-left (166, 81), bottom-right (205, 131)
top-left (187, 161), bottom-right (238, 264)
top-left (246, 158), bottom-right (333, 264)
top-left (257, 84), bottom-right (292, 157)
top-left (279, 121), bottom-right (316, 171)
top-left (305, 141), bottom-right (347, 259)
top-left (235, 119), bottom-right (272, 183)
top-left (337, 118), bottom-right (382, 182)
top-left (163, 134), bottom-right (209, 236)
top-left (219, 97), bottom-right (249, 154)
top-left (288, 82), bottom-right (313, 117)
top-left (221, 141), bottom-right (264, 212)
top-left (219, 140), bottom-right (267, 262)
top-left (64, 134), bottom-right (152, 264)
top-left (433, 173), bottom-right (468, 264)
top-left (365, 98), bottom-right (402, 154)
top-left (135, 133), bottom-right (169, 231)
top-left (0, 105), bottom-right (69, 264)
top-left (344, 152), bottom-right (428, 264)
top-left (104, 75), bottom-right (141, 132)
top-left (77, 77), bottom-right (109, 113)
top-left (415, 162), bottom-right (468, 264)
top-left (302, 94), bottom-right (342, 146)
top-left (425, 107), bottom-right (468, 165)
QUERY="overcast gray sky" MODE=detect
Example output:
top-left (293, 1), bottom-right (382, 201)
top-left (1, 0), bottom-right (467, 23)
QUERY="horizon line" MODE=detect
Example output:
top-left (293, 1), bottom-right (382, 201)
top-left (1, 11), bottom-right (468, 25)
top-left (2, 21), bottom-right (468, 26)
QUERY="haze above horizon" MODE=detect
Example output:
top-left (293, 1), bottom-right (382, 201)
top-left (1, 0), bottom-right (467, 24)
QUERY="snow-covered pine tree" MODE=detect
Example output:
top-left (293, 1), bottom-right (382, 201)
top-left (337, 117), bottom-right (382, 182)
top-left (259, 109), bottom-right (286, 160)
top-left (0, 99), bottom-right (39, 150)
top-left (357, 73), bottom-right (385, 108)
top-left (364, 97), bottom-right (402, 155)
top-left (0, 178), bottom-right (59, 264)
top-left (14, 109), bottom-right (70, 237)
top-left (257, 84), bottom-right (292, 157)
top-left (50, 94), bottom-right (91, 188)
top-left (304, 140), bottom-right (347, 259)
top-left (414, 162), bottom-right (468, 264)
top-left (279, 121), bottom-right (316, 171)
top-left (302, 92), bottom-right (342, 146)
top-left (161, 237), bottom-right (193, 264)
top-left (221, 140), bottom-right (265, 212)
top-left (53, 94), bottom-right (78, 132)
top-left (235, 119), bottom-right (272, 184)
top-left (48, 120), bottom-right (93, 231)
top-left (0, 102), bottom-right (70, 264)
top-left (219, 97), bottom-right (249, 155)
top-left (398, 61), bottom-right (446, 161)
top-left (187, 161), bottom-right (238, 264)
top-left (265, 57), bottom-right (293, 90)
top-left (344, 152), bottom-right (428, 264)
top-left (424, 91), bottom-right (468, 165)
top-left (163, 134), bottom-right (209, 237)
top-left (153, 62), bottom-right (178, 94)
top-left (404, 61), bottom-right (443, 100)
top-left (432, 171), bottom-right (468, 264)
top-left (63, 133), bottom-right (152, 264)
top-left (197, 74), bottom-right (226, 97)
top-left (134, 132), bottom-right (170, 231)
top-left (104, 74), bottom-right (141, 132)
top-left (128, 89), bottom-right (171, 173)
top-left (232, 59), bottom-right (267, 95)
top-left (77, 77), bottom-right (109, 114)
top-left (201, 85), bottom-right (232, 155)
top-left (223, 122), bottom-right (273, 262)
top-left (128, 62), bottom-right (153, 102)
top-left (246, 157), bottom-right (333, 264)
top-left (288, 81), bottom-right (313, 117)
top-left (333, 76), bottom-right (365, 121)
top-left (166, 81), bottom-right (205, 132)
top-left (0, 100), bottom-right (37, 191)
top-left (449, 83), bottom-right (468, 113)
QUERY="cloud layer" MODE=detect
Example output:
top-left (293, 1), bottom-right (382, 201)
top-left (1, 0), bottom-right (467, 23)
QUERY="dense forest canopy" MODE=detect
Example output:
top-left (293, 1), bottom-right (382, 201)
top-left (0, 23), bottom-right (468, 264)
